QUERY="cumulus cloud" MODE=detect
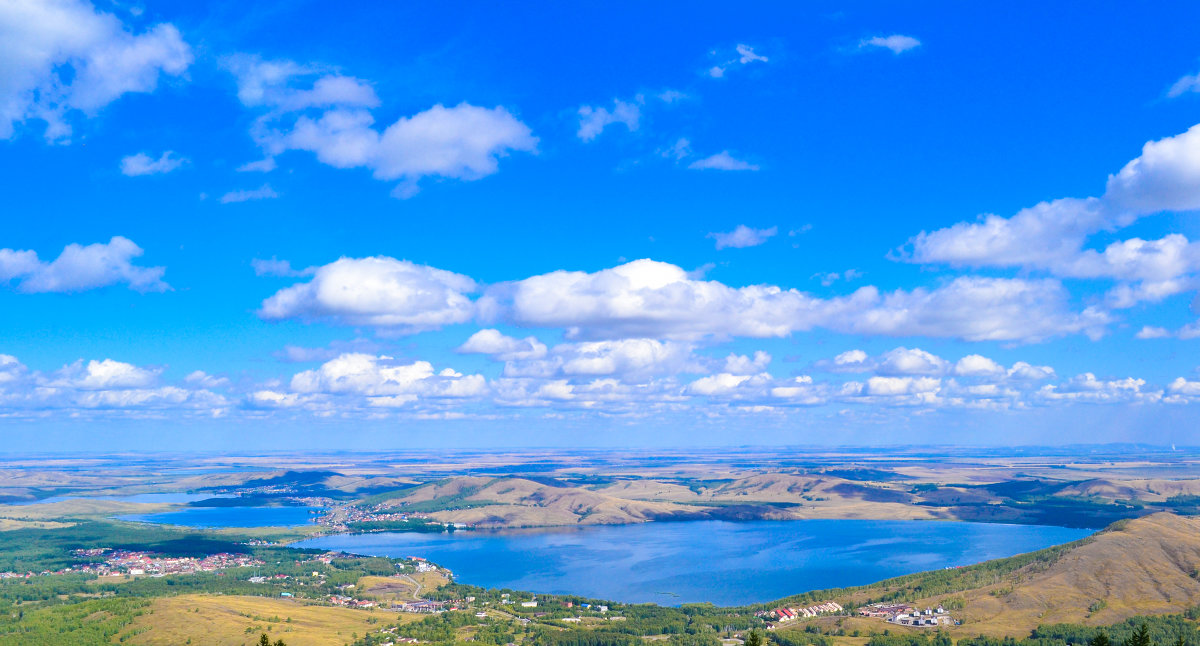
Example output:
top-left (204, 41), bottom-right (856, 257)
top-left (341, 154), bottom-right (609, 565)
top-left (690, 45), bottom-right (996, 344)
top-left (954, 354), bottom-right (1005, 377)
top-left (902, 122), bottom-right (1200, 310)
top-left (859, 35), bottom-right (922, 54)
top-left (259, 256), bottom-right (476, 332)
top-left (708, 225), bottom-right (777, 249)
top-left (1036, 373), bottom-right (1159, 405)
top-left (220, 184), bottom-right (278, 204)
top-left (0, 236), bottom-right (167, 293)
top-left (0, 354), bottom-right (225, 415)
top-left (457, 329), bottom-right (547, 361)
top-left (577, 97), bottom-right (641, 141)
top-left (1104, 124), bottom-right (1200, 214)
top-left (875, 347), bottom-right (948, 376)
top-left (256, 256), bottom-right (1109, 343)
top-left (290, 353), bottom-right (486, 403)
top-left (487, 259), bottom-right (1106, 342)
top-left (120, 151), bottom-right (187, 176)
top-left (724, 351), bottom-right (771, 375)
top-left (688, 151), bottom-right (759, 171)
top-left (229, 56), bottom-right (536, 197)
top-left (0, 0), bottom-right (191, 142)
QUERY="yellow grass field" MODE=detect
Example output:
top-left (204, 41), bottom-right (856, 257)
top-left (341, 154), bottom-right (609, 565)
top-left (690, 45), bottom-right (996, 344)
top-left (120, 594), bottom-right (421, 646)
top-left (0, 517), bottom-right (72, 531)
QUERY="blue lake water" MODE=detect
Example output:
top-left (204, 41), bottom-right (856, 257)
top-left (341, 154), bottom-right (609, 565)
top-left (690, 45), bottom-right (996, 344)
top-left (293, 519), bottom-right (1091, 606)
top-left (118, 505), bottom-right (324, 528)
top-left (7, 492), bottom-right (232, 506)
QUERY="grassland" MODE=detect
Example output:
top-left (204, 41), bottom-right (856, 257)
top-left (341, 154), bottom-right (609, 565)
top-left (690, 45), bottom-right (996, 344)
top-left (120, 594), bottom-right (418, 646)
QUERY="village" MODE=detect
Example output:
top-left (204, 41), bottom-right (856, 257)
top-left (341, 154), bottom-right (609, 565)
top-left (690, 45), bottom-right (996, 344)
top-left (756, 601), bottom-right (844, 627)
top-left (0, 548), bottom-right (264, 579)
top-left (858, 602), bottom-right (957, 627)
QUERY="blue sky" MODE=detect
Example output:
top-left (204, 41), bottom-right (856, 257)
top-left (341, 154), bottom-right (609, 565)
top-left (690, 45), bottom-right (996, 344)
top-left (4, 0), bottom-right (1200, 450)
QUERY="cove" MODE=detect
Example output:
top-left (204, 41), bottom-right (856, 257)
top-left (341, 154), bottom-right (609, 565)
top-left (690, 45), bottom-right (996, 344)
top-left (292, 519), bottom-right (1090, 606)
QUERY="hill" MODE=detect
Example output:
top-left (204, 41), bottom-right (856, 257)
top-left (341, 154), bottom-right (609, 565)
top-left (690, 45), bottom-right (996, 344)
top-left (779, 513), bottom-right (1200, 638)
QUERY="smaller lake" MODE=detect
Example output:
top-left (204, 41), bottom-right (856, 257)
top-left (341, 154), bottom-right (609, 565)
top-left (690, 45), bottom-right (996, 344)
top-left (294, 519), bottom-right (1091, 606)
top-left (6, 492), bottom-right (233, 506)
top-left (118, 506), bottom-right (324, 528)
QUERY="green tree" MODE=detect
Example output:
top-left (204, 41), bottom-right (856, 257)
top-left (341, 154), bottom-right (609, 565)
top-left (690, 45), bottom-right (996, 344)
top-left (1125, 624), bottom-right (1151, 646)
top-left (746, 629), bottom-right (764, 646)
top-left (1091, 632), bottom-right (1112, 646)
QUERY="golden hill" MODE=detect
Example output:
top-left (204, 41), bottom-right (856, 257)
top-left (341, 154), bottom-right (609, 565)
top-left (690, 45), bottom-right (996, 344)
top-left (373, 476), bottom-right (696, 527)
top-left (368, 474), bottom-right (942, 528)
top-left (807, 513), bottom-right (1200, 638)
top-left (956, 513), bottom-right (1200, 634)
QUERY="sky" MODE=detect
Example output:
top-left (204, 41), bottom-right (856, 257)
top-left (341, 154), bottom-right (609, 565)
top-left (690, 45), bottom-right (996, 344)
top-left (4, 0), bottom-right (1200, 451)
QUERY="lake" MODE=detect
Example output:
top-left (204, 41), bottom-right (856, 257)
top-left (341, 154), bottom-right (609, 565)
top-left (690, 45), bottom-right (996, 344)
top-left (293, 519), bottom-right (1091, 606)
top-left (7, 492), bottom-right (233, 506)
top-left (118, 505), bottom-right (324, 528)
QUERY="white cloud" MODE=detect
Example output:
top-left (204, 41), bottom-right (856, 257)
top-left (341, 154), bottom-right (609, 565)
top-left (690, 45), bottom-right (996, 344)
top-left (252, 257), bottom-right (312, 277)
top-left (813, 269), bottom-right (863, 287)
top-left (281, 353), bottom-right (488, 409)
top-left (0, 354), bottom-right (226, 416)
top-left (255, 255), bottom-right (1109, 344)
top-left (660, 137), bottom-right (692, 161)
top-left (1007, 361), bottom-right (1056, 381)
top-left (708, 225), bottom-right (777, 249)
top-left (577, 98), bottom-right (641, 142)
top-left (1167, 377), bottom-right (1200, 399)
top-left (488, 259), bottom-right (1104, 342)
top-left (724, 351), bottom-right (771, 375)
top-left (859, 35), bottom-right (922, 54)
top-left (230, 56), bottom-right (536, 197)
top-left (904, 197), bottom-right (1109, 269)
top-left (184, 370), bottom-right (229, 389)
top-left (1104, 123), bottom-right (1200, 215)
top-left (558, 339), bottom-right (697, 379)
top-left (457, 329), bottom-right (547, 361)
top-left (1037, 373), bottom-right (1159, 404)
top-left (220, 184), bottom-right (279, 204)
top-left (687, 372), bottom-right (756, 396)
top-left (259, 256), bottom-right (476, 332)
top-left (736, 44), bottom-right (769, 64)
top-left (0, 236), bottom-right (167, 293)
top-left (120, 150), bottom-right (187, 176)
top-left (688, 151), bottom-right (759, 171)
top-left (1168, 71), bottom-right (1200, 98)
top-left (1136, 326), bottom-right (1172, 339)
top-left (225, 55), bottom-right (379, 112)
top-left (876, 347), bottom-right (948, 376)
top-left (708, 44), bottom-right (769, 78)
top-left (238, 157), bottom-right (277, 173)
top-left (54, 358), bottom-right (160, 389)
top-left (954, 354), bottom-right (1005, 377)
top-left (0, 0), bottom-right (191, 142)
top-left (864, 376), bottom-right (940, 397)
top-left (903, 122), bottom-right (1200, 310)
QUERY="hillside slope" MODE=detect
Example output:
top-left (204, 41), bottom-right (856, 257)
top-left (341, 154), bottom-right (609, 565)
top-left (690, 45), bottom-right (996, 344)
top-left (958, 512), bottom-right (1200, 634)
top-left (790, 513), bottom-right (1200, 638)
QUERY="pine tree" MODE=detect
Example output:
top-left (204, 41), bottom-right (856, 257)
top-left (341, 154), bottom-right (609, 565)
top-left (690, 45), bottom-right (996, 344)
top-left (1091, 632), bottom-right (1112, 646)
top-left (746, 630), bottom-right (764, 646)
top-left (1126, 623), bottom-right (1151, 646)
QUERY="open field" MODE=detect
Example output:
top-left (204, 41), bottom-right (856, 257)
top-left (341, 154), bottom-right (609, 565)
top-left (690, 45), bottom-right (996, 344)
top-left (120, 594), bottom-right (419, 646)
